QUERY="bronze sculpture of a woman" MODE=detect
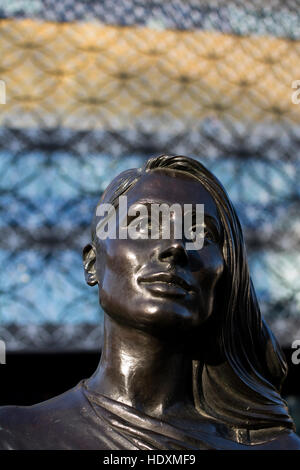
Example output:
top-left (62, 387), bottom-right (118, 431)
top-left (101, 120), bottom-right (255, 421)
top-left (0, 155), bottom-right (299, 449)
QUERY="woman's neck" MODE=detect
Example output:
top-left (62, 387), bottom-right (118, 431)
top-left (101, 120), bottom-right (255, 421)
top-left (86, 316), bottom-right (194, 418)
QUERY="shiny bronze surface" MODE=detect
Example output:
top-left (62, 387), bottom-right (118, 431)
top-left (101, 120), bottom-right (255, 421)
top-left (0, 155), bottom-right (299, 450)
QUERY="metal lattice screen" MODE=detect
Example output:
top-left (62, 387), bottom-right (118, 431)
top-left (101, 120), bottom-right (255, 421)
top-left (0, 1), bottom-right (300, 351)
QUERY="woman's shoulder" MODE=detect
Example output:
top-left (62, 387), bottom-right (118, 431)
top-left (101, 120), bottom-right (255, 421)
top-left (0, 380), bottom-right (93, 449)
top-left (272, 430), bottom-right (300, 450)
top-left (250, 429), bottom-right (300, 450)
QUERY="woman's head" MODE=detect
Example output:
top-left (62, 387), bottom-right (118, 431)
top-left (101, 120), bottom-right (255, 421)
top-left (86, 160), bottom-right (224, 338)
top-left (83, 154), bottom-right (294, 431)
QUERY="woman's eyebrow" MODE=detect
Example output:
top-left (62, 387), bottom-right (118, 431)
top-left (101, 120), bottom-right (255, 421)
top-left (125, 201), bottom-right (221, 233)
top-left (188, 208), bottom-right (220, 229)
top-left (125, 201), bottom-right (156, 213)
top-left (204, 214), bottom-right (221, 236)
top-left (129, 199), bottom-right (178, 207)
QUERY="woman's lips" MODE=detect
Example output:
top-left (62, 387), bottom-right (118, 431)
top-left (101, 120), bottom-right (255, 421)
top-left (138, 280), bottom-right (189, 298)
top-left (137, 272), bottom-right (197, 298)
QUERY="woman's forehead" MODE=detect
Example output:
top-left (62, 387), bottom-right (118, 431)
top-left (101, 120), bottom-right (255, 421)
top-left (125, 169), bottom-right (220, 220)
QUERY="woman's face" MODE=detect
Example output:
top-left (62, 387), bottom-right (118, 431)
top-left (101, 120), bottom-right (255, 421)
top-left (95, 169), bottom-right (225, 339)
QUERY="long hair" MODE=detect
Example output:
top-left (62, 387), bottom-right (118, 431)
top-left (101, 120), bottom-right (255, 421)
top-left (92, 154), bottom-right (294, 431)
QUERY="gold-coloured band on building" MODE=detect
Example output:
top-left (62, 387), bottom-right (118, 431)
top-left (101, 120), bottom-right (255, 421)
top-left (0, 18), bottom-right (300, 130)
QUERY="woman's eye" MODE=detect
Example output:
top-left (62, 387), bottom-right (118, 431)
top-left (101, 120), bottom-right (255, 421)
top-left (138, 217), bottom-right (151, 233)
top-left (188, 225), bottom-right (202, 241)
top-left (139, 217), bottom-right (156, 234)
top-left (204, 228), bottom-right (214, 242)
top-left (189, 225), bottom-right (215, 244)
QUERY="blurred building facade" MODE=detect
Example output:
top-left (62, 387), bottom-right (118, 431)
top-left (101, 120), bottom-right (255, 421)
top-left (0, 1), bottom-right (299, 357)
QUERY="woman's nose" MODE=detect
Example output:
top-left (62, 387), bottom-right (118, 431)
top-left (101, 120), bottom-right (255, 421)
top-left (158, 240), bottom-right (189, 266)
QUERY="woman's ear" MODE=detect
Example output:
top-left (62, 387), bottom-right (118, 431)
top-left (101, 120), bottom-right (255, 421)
top-left (82, 244), bottom-right (98, 286)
